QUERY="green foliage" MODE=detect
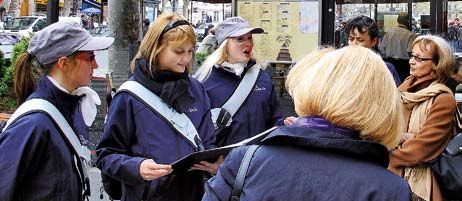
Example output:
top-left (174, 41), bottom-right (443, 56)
top-left (0, 36), bottom-right (32, 112)
top-left (194, 52), bottom-right (209, 72)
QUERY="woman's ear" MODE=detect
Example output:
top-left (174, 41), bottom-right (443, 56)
top-left (55, 56), bottom-right (70, 72)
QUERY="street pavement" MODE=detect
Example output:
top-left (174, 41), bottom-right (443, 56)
top-left (89, 167), bottom-right (111, 201)
top-left (94, 50), bottom-right (110, 78)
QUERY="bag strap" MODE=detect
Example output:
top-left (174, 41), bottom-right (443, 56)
top-left (222, 65), bottom-right (260, 117)
top-left (230, 145), bottom-right (260, 201)
top-left (117, 80), bottom-right (205, 151)
top-left (2, 98), bottom-right (91, 198)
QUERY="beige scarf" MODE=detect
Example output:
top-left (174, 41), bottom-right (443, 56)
top-left (401, 82), bottom-right (452, 201)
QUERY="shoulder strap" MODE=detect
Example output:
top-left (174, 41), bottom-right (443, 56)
top-left (2, 98), bottom-right (91, 198)
top-left (3, 99), bottom-right (91, 161)
top-left (223, 65), bottom-right (260, 117)
top-left (117, 80), bottom-right (204, 151)
top-left (230, 145), bottom-right (260, 201)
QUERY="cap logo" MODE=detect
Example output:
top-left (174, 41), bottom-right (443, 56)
top-left (229, 18), bottom-right (246, 23)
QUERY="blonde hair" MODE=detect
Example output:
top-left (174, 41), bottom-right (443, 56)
top-left (194, 37), bottom-right (264, 82)
top-left (194, 39), bottom-right (228, 82)
top-left (411, 35), bottom-right (453, 83)
top-left (285, 46), bottom-right (402, 149)
top-left (130, 14), bottom-right (196, 75)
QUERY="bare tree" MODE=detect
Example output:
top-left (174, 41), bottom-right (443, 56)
top-left (108, 0), bottom-right (141, 88)
top-left (63, 0), bottom-right (71, 17)
top-left (161, 0), bottom-right (169, 14)
top-left (8, 0), bottom-right (19, 17)
top-left (183, 0), bottom-right (189, 19)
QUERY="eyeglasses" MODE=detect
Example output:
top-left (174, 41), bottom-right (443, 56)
top-left (408, 52), bottom-right (433, 62)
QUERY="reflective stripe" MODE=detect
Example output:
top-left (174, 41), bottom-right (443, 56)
top-left (2, 98), bottom-right (91, 197)
top-left (223, 65), bottom-right (260, 116)
top-left (117, 81), bottom-right (204, 151)
top-left (211, 65), bottom-right (260, 128)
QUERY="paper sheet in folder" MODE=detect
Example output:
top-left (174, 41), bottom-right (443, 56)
top-left (171, 126), bottom-right (277, 173)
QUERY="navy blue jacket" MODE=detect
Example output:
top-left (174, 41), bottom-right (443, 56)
top-left (203, 119), bottom-right (411, 201)
top-left (0, 77), bottom-right (87, 201)
top-left (96, 76), bottom-right (215, 201)
top-left (385, 61), bottom-right (402, 86)
top-left (203, 66), bottom-right (283, 145)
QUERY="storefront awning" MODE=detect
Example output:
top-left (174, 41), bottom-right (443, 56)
top-left (82, 0), bottom-right (101, 9)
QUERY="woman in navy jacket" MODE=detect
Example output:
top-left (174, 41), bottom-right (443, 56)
top-left (203, 46), bottom-right (412, 201)
top-left (0, 22), bottom-right (113, 201)
top-left (96, 14), bottom-right (216, 201)
top-left (194, 17), bottom-right (291, 148)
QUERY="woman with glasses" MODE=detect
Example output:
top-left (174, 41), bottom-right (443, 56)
top-left (0, 21), bottom-right (113, 200)
top-left (194, 17), bottom-right (293, 153)
top-left (388, 35), bottom-right (456, 201)
top-left (96, 14), bottom-right (217, 201)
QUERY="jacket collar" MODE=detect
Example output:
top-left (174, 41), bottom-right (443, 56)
top-left (261, 117), bottom-right (390, 167)
top-left (399, 72), bottom-right (438, 92)
top-left (28, 76), bottom-right (81, 120)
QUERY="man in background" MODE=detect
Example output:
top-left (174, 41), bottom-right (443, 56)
top-left (379, 12), bottom-right (417, 81)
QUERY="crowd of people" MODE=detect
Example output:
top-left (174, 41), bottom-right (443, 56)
top-left (0, 11), bottom-right (460, 201)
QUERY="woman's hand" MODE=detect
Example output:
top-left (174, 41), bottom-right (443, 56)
top-left (284, 116), bottom-right (297, 126)
top-left (191, 156), bottom-right (225, 175)
top-left (139, 159), bottom-right (173, 181)
top-left (400, 132), bottom-right (415, 144)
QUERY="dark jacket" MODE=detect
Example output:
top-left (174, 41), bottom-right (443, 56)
top-left (385, 60), bottom-right (402, 86)
top-left (0, 77), bottom-right (86, 201)
top-left (203, 64), bottom-right (283, 146)
top-left (203, 117), bottom-right (412, 201)
top-left (96, 76), bottom-right (215, 201)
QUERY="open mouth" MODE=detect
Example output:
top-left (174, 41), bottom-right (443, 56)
top-left (243, 50), bottom-right (251, 55)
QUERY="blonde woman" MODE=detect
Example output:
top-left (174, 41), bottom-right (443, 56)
top-left (389, 35), bottom-right (456, 201)
top-left (194, 17), bottom-right (291, 148)
top-left (203, 46), bottom-right (411, 201)
top-left (96, 14), bottom-right (217, 201)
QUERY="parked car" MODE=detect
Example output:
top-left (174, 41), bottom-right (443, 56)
top-left (0, 16), bottom-right (82, 59)
top-left (89, 26), bottom-right (109, 37)
top-left (1, 16), bottom-right (47, 38)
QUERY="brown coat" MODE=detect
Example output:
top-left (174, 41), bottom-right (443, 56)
top-left (389, 73), bottom-right (455, 201)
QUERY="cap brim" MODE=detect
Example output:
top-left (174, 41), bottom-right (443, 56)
top-left (79, 36), bottom-right (114, 51)
top-left (228, 27), bottom-right (264, 38)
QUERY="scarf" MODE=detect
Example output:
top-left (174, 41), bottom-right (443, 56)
top-left (133, 58), bottom-right (195, 112)
top-left (401, 82), bottom-right (452, 201)
top-left (292, 116), bottom-right (360, 139)
top-left (47, 76), bottom-right (101, 127)
top-left (216, 59), bottom-right (257, 77)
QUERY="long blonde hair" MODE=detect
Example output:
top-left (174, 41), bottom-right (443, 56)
top-left (194, 39), bottom-right (229, 82)
top-left (130, 14), bottom-right (196, 76)
top-left (286, 46), bottom-right (402, 149)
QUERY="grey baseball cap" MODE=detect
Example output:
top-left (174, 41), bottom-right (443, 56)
top-left (215, 16), bottom-right (264, 45)
top-left (28, 21), bottom-right (114, 65)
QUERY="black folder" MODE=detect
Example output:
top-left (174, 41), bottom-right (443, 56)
top-left (171, 126), bottom-right (277, 173)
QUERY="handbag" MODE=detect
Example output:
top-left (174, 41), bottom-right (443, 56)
top-left (429, 106), bottom-right (462, 200)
